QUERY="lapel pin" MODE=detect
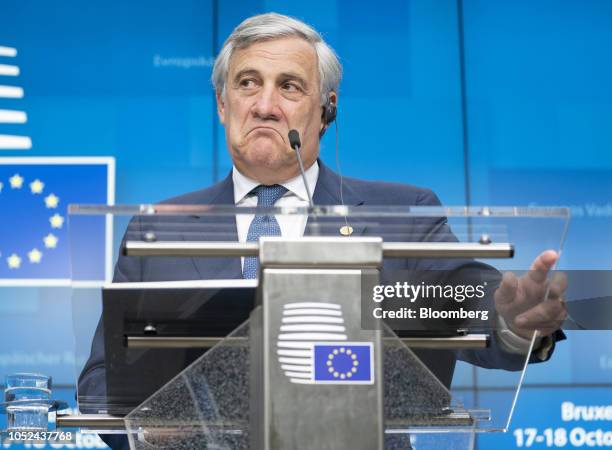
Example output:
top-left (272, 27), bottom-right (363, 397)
top-left (339, 225), bottom-right (353, 236)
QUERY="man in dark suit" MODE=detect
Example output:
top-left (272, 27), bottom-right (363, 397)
top-left (79, 12), bottom-right (566, 449)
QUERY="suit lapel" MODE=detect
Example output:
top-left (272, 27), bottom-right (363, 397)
top-left (308, 161), bottom-right (367, 237)
top-left (187, 162), bottom-right (367, 280)
top-left (188, 173), bottom-right (243, 280)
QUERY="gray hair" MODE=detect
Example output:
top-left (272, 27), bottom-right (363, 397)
top-left (212, 12), bottom-right (342, 105)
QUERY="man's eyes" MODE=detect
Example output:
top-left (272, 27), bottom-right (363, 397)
top-left (238, 78), bottom-right (258, 88)
top-left (281, 81), bottom-right (303, 93)
top-left (235, 78), bottom-right (303, 93)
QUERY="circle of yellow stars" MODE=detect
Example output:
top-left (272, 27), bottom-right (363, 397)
top-left (326, 347), bottom-right (359, 379)
top-left (1, 173), bottom-right (62, 270)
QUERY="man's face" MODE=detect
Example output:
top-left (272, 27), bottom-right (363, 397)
top-left (217, 37), bottom-right (334, 184)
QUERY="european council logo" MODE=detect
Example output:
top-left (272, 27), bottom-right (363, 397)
top-left (0, 157), bottom-right (114, 285)
top-left (0, 45), bottom-right (32, 150)
top-left (277, 301), bottom-right (374, 385)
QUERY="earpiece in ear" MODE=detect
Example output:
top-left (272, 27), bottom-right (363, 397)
top-left (322, 100), bottom-right (337, 126)
top-left (319, 98), bottom-right (337, 138)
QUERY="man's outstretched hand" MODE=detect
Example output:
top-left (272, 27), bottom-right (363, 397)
top-left (495, 250), bottom-right (568, 339)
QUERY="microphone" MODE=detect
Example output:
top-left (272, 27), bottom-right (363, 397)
top-left (288, 129), bottom-right (301, 150)
top-left (288, 129), bottom-right (313, 208)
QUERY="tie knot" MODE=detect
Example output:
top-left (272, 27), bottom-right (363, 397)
top-left (252, 184), bottom-right (288, 207)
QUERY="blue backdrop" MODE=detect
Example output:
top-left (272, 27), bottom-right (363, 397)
top-left (0, 1), bottom-right (611, 448)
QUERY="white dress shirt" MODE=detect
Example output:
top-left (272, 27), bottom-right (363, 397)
top-left (233, 160), bottom-right (318, 243)
top-left (231, 161), bottom-right (545, 358)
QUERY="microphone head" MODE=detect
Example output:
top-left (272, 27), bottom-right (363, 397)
top-left (288, 129), bottom-right (301, 149)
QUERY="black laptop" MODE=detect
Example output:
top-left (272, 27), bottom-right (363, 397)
top-left (102, 280), bottom-right (256, 415)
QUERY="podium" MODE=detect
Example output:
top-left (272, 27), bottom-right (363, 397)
top-left (64, 205), bottom-right (570, 450)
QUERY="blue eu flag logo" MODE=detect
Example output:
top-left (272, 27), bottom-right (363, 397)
top-left (313, 343), bottom-right (374, 384)
top-left (0, 157), bottom-right (113, 284)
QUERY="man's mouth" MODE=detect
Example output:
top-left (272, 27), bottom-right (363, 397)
top-left (248, 126), bottom-right (284, 139)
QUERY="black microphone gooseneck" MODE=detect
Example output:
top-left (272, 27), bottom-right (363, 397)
top-left (288, 129), bottom-right (313, 208)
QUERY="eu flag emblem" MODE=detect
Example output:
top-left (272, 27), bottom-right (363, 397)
top-left (313, 343), bottom-right (374, 384)
top-left (0, 157), bottom-right (114, 284)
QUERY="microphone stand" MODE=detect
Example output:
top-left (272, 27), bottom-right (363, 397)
top-left (288, 129), bottom-right (320, 236)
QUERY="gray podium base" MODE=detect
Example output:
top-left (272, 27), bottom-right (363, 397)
top-left (123, 312), bottom-right (476, 450)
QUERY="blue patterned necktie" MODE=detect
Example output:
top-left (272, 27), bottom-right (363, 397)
top-left (242, 184), bottom-right (288, 279)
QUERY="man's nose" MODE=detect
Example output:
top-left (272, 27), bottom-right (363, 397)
top-left (251, 86), bottom-right (281, 120)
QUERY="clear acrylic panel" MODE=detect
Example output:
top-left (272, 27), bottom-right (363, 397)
top-left (66, 205), bottom-right (569, 448)
top-left (124, 319), bottom-right (250, 449)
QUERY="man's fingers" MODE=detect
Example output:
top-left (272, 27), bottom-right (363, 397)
top-left (495, 271), bottom-right (518, 306)
top-left (510, 267), bottom-right (549, 313)
top-left (514, 253), bottom-right (565, 310)
top-left (519, 275), bottom-right (549, 309)
top-left (527, 250), bottom-right (559, 284)
top-left (522, 270), bottom-right (567, 307)
top-left (548, 271), bottom-right (568, 300)
top-left (514, 299), bottom-right (567, 333)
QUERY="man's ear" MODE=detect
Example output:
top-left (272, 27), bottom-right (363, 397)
top-left (319, 91), bottom-right (338, 137)
top-left (328, 91), bottom-right (338, 107)
top-left (216, 90), bottom-right (226, 125)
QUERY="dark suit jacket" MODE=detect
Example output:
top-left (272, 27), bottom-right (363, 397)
top-left (79, 161), bottom-right (564, 449)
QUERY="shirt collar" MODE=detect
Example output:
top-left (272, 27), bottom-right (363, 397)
top-left (232, 160), bottom-right (319, 204)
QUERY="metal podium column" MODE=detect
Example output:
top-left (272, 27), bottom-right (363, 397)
top-left (250, 237), bottom-right (385, 450)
